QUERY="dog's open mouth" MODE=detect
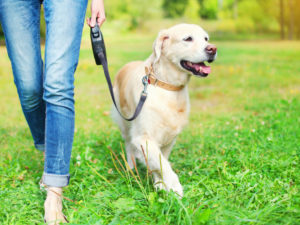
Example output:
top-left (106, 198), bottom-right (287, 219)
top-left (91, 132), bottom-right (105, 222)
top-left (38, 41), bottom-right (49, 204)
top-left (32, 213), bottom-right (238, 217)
top-left (180, 60), bottom-right (211, 77)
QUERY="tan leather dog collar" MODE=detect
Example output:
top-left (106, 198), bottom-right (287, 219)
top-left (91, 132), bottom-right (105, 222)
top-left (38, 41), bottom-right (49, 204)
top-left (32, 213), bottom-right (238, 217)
top-left (145, 66), bottom-right (185, 91)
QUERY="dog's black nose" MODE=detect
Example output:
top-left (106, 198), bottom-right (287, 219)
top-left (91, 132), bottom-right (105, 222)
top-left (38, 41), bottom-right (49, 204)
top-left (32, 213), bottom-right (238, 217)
top-left (205, 45), bottom-right (217, 55)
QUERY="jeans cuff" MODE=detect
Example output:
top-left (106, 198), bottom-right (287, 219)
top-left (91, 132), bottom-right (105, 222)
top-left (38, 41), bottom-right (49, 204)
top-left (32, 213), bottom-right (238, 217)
top-left (35, 143), bottom-right (45, 152)
top-left (42, 172), bottom-right (70, 187)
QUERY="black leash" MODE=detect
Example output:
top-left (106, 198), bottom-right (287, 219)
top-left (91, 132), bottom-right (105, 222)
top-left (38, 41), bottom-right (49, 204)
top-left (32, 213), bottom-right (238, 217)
top-left (90, 24), bottom-right (148, 121)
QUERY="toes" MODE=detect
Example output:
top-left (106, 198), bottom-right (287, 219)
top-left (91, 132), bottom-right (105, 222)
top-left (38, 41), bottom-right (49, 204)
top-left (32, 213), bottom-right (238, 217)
top-left (154, 180), bottom-right (167, 191)
top-left (171, 183), bottom-right (183, 198)
top-left (153, 175), bottom-right (183, 197)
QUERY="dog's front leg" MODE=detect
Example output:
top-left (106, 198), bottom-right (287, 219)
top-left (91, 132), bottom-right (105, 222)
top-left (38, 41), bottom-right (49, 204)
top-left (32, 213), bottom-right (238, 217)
top-left (161, 139), bottom-right (176, 160)
top-left (125, 141), bottom-right (136, 169)
top-left (131, 136), bottom-right (183, 197)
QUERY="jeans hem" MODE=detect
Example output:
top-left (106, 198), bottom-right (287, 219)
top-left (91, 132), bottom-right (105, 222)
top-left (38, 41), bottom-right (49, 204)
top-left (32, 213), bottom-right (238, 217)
top-left (35, 143), bottom-right (45, 151)
top-left (42, 172), bottom-right (70, 187)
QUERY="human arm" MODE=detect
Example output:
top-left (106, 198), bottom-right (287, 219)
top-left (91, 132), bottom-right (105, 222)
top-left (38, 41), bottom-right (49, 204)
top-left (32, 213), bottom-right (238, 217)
top-left (86, 0), bottom-right (106, 27)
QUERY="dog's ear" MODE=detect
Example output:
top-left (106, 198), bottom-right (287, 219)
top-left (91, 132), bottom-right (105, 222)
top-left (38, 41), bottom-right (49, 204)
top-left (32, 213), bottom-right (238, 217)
top-left (153, 30), bottom-right (169, 63)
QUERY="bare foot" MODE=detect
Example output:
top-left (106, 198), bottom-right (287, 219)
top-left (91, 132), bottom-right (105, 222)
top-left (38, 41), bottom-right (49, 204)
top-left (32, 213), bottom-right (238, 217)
top-left (44, 187), bottom-right (68, 225)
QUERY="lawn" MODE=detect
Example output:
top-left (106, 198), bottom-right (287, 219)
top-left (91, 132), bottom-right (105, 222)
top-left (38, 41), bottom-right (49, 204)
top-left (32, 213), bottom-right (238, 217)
top-left (0, 25), bottom-right (299, 224)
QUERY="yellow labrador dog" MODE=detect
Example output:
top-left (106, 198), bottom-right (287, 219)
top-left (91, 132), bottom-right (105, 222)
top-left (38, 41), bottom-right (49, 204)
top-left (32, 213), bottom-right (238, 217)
top-left (112, 24), bottom-right (217, 197)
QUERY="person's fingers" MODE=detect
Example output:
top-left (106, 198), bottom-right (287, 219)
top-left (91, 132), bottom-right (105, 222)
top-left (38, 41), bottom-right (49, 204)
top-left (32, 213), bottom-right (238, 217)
top-left (90, 10), bottom-right (97, 27)
top-left (87, 16), bottom-right (105, 28)
top-left (88, 0), bottom-right (106, 28)
top-left (97, 16), bottom-right (106, 27)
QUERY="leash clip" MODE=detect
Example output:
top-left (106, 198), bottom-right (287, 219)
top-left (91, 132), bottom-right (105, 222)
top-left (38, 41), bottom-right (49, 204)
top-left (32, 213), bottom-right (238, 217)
top-left (142, 75), bottom-right (149, 95)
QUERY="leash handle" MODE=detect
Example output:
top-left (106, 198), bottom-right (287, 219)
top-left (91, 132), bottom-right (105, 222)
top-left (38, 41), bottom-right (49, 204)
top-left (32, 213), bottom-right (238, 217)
top-left (90, 24), bottom-right (107, 65)
top-left (90, 24), bottom-right (148, 121)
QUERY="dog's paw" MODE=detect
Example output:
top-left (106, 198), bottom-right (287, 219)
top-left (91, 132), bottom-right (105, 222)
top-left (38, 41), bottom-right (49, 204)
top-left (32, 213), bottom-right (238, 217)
top-left (154, 180), bottom-right (166, 191)
top-left (166, 173), bottom-right (183, 198)
top-left (154, 172), bottom-right (183, 198)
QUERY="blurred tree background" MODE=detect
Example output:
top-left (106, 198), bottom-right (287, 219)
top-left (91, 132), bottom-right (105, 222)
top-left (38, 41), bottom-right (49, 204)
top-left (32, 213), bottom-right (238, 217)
top-left (0, 0), bottom-right (299, 41)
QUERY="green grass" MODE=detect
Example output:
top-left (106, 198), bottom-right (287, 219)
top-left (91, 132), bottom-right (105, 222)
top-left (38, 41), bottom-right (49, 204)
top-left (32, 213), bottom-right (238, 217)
top-left (0, 25), bottom-right (300, 224)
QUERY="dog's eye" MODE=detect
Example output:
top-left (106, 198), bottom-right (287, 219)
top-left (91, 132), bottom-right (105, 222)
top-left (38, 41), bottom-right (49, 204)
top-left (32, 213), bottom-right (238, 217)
top-left (205, 37), bottom-right (208, 41)
top-left (183, 36), bottom-right (193, 42)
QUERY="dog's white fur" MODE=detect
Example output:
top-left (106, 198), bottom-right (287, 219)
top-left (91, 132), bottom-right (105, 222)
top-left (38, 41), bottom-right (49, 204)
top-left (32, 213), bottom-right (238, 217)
top-left (111, 24), bottom-right (215, 196)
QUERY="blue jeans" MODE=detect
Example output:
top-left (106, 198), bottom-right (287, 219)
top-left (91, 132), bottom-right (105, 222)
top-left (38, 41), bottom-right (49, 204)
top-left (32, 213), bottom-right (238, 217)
top-left (0, 0), bottom-right (87, 187)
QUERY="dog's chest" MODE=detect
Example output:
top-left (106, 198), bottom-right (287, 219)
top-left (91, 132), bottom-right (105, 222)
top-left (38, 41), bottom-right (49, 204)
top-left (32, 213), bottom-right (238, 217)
top-left (149, 93), bottom-right (189, 144)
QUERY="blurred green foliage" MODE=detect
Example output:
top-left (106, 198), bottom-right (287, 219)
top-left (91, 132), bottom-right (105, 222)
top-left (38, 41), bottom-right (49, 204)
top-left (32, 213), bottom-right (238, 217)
top-left (198, 0), bottom-right (218, 19)
top-left (162, 0), bottom-right (187, 18)
top-left (1, 0), bottom-right (300, 40)
top-left (40, 6), bottom-right (46, 41)
top-left (105, 0), bottom-right (162, 30)
top-left (0, 26), bottom-right (3, 38)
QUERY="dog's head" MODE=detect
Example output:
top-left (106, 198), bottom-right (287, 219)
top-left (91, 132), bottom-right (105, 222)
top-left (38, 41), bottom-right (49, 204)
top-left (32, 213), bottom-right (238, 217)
top-left (153, 24), bottom-right (217, 78)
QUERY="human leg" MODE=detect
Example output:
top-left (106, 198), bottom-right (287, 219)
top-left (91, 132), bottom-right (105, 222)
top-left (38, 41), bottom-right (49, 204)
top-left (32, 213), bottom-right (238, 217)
top-left (0, 0), bottom-right (45, 151)
top-left (41, 0), bottom-right (87, 187)
top-left (41, 0), bottom-right (87, 223)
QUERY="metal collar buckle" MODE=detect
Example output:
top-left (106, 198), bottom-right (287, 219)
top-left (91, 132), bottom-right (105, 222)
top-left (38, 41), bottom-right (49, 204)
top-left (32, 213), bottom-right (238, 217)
top-left (142, 75), bottom-right (149, 95)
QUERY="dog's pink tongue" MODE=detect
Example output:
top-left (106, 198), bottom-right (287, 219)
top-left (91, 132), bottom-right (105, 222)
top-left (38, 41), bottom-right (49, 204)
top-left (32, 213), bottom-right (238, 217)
top-left (201, 65), bottom-right (211, 74)
top-left (194, 64), bottom-right (211, 74)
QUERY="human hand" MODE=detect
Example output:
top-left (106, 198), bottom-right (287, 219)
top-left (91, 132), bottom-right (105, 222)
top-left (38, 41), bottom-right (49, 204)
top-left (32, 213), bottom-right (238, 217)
top-left (86, 0), bottom-right (106, 27)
